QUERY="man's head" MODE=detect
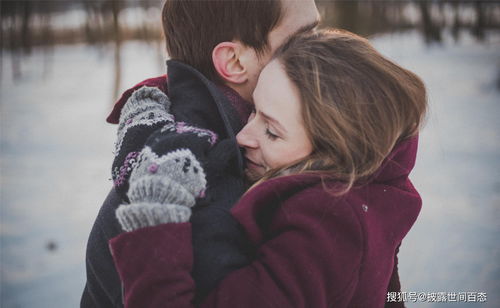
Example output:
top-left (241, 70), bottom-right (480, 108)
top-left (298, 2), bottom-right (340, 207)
top-left (162, 0), bottom-right (320, 101)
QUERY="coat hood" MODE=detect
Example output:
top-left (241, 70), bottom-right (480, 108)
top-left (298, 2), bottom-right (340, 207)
top-left (233, 136), bottom-right (422, 246)
top-left (371, 136), bottom-right (419, 185)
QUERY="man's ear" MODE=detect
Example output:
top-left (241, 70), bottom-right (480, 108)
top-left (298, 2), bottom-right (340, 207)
top-left (212, 42), bottom-right (248, 84)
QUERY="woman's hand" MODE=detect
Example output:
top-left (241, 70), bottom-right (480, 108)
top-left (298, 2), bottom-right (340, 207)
top-left (116, 145), bottom-right (207, 231)
top-left (114, 102), bottom-right (222, 232)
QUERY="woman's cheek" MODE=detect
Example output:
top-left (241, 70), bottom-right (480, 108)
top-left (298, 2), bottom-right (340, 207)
top-left (261, 142), bottom-right (280, 170)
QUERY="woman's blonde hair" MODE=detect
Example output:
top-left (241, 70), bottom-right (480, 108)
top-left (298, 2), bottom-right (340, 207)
top-left (255, 28), bottom-right (427, 194)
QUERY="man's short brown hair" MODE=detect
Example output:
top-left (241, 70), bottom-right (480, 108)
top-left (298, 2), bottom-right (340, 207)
top-left (162, 0), bottom-right (282, 83)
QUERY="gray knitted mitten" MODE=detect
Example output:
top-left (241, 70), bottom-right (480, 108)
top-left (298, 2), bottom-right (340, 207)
top-left (112, 86), bottom-right (174, 198)
top-left (116, 146), bottom-right (207, 232)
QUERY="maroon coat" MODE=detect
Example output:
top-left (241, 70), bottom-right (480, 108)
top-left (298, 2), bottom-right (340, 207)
top-left (110, 136), bottom-right (421, 307)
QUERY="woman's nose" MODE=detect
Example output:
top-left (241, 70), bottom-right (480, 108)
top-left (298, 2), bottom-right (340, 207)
top-left (236, 123), bottom-right (258, 149)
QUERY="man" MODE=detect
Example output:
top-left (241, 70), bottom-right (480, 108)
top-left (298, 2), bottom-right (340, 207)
top-left (81, 1), bottom-right (320, 307)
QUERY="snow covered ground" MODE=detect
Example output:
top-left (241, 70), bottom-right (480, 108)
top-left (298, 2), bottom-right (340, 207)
top-left (0, 30), bottom-right (499, 307)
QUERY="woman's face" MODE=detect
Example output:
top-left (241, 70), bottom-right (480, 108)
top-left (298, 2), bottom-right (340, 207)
top-left (236, 60), bottom-right (313, 181)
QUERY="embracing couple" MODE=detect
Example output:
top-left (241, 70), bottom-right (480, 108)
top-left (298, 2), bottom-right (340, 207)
top-left (81, 1), bottom-right (426, 307)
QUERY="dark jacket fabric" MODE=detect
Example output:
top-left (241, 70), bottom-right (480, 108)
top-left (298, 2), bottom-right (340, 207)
top-left (109, 136), bottom-right (421, 308)
top-left (81, 60), bottom-right (253, 307)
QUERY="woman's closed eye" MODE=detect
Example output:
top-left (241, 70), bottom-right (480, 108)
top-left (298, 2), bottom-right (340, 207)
top-left (265, 124), bottom-right (280, 140)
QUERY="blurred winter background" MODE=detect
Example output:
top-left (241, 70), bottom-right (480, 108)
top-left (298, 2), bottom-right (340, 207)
top-left (0, 0), bottom-right (499, 307)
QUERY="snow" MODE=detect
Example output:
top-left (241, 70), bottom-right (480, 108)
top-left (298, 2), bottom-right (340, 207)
top-left (372, 30), bottom-right (500, 307)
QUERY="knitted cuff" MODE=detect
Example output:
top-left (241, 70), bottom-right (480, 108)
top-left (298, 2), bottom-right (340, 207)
top-left (128, 174), bottom-right (197, 208)
top-left (116, 203), bottom-right (191, 232)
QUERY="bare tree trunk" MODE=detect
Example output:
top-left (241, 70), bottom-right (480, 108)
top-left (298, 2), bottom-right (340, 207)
top-left (472, 1), bottom-right (485, 41)
top-left (418, 1), bottom-right (442, 43)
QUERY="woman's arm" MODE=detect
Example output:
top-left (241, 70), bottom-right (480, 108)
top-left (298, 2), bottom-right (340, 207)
top-left (110, 195), bottom-right (364, 308)
top-left (112, 86), bottom-right (252, 302)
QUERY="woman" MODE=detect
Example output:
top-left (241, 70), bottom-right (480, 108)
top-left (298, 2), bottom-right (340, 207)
top-left (110, 29), bottom-right (427, 307)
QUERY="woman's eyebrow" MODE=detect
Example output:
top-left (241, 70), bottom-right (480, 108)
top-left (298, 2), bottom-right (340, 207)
top-left (279, 19), bottom-right (320, 51)
top-left (294, 19), bottom-right (320, 37)
top-left (259, 110), bottom-right (288, 134)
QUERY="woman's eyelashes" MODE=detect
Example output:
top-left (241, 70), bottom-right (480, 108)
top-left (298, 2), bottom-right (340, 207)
top-left (250, 108), bottom-right (280, 140)
top-left (265, 124), bottom-right (279, 140)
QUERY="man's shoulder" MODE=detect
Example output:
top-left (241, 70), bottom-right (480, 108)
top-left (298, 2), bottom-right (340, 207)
top-left (90, 187), bottom-right (125, 240)
top-left (106, 75), bottom-right (168, 124)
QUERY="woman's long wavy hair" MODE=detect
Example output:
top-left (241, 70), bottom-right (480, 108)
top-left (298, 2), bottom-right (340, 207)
top-left (254, 29), bottom-right (427, 194)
